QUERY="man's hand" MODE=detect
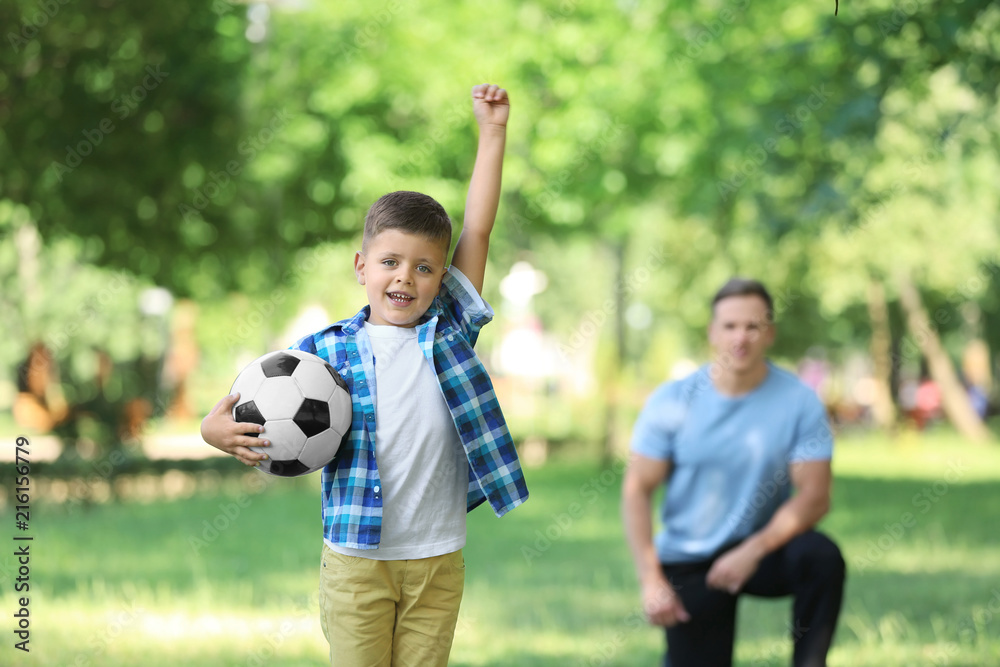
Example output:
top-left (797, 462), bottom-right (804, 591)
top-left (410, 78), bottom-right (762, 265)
top-left (200, 392), bottom-right (270, 467)
top-left (705, 460), bottom-right (832, 594)
top-left (642, 577), bottom-right (691, 627)
top-left (471, 83), bottom-right (509, 129)
top-left (705, 540), bottom-right (766, 594)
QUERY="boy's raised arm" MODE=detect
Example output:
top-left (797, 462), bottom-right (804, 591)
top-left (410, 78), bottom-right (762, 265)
top-left (450, 83), bottom-right (509, 295)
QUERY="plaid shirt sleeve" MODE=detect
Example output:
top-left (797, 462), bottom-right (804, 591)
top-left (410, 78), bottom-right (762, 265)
top-left (438, 266), bottom-right (494, 347)
top-left (435, 267), bottom-right (529, 517)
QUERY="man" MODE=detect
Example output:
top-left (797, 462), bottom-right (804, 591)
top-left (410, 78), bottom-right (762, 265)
top-left (622, 278), bottom-right (845, 667)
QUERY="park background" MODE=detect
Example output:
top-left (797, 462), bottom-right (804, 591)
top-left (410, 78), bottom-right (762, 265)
top-left (2, 0), bottom-right (1000, 664)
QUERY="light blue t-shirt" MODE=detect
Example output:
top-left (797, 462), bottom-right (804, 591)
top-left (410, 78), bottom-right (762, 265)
top-left (630, 362), bottom-right (833, 564)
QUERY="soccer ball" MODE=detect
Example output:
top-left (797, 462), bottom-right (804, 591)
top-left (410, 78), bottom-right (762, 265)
top-left (230, 350), bottom-right (352, 477)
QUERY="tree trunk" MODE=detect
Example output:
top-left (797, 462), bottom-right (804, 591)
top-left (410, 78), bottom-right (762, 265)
top-left (163, 299), bottom-right (199, 421)
top-left (897, 274), bottom-right (991, 443)
top-left (866, 276), bottom-right (897, 430)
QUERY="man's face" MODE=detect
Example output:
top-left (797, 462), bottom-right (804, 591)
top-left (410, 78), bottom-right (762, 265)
top-left (354, 229), bottom-right (448, 328)
top-left (708, 294), bottom-right (775, 375)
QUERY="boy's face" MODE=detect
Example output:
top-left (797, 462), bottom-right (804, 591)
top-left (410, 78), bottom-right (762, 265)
top-left (354, 229), bottom-right (448, 328)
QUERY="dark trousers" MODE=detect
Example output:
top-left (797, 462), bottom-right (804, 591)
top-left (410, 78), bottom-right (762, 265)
top-left (661, 530), bottom-right (845, 667)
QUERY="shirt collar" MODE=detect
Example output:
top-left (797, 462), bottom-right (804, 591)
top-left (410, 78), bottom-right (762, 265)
top-left (339, 298), bottom-right (443, 336)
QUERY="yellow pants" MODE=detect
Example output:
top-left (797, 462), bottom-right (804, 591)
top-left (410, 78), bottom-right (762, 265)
top-left (318, 544), bottom-right (465, 667)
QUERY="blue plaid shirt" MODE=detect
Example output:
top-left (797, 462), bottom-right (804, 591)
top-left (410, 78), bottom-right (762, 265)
top-left (292, 267), bottom-right (529, 549)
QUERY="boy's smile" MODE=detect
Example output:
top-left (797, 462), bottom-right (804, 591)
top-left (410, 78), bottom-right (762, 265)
top-left (354, 229), bottom-right (448, 328)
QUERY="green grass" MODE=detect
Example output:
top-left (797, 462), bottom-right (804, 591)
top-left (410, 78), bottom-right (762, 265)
top-left (3, 432), bottom-right (1000, 666)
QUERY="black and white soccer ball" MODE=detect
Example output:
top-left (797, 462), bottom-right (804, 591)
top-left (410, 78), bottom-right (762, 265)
top-left (230, 350), bottom-right (351, 477)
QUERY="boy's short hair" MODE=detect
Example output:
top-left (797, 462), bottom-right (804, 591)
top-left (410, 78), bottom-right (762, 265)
top-left (362, 191), bottom-right (452, 253)
top-left (711, 277), bottom-right (775, 323)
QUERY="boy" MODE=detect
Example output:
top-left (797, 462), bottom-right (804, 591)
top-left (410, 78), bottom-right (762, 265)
top-left (201, 84), bottom-right (529, 667)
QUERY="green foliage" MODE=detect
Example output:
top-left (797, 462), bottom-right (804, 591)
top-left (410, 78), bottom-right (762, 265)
top-left (3, 0), bottom-right (1000, 432)
top-left (0, 203), bottom-right (168, 404)
top-left (1, 0), bottom-right (260, 297)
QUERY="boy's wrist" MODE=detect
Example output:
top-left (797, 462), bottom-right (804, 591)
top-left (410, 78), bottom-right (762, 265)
top-left (477, 124), bottom-right (507, 138)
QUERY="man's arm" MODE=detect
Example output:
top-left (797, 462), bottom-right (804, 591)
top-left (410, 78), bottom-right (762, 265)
top-left (622, 452), bottom-right (691, 626)
top-left (450, 83), bottom-right (508, 295)
top-left (705, 459), bottom-right (832, 593)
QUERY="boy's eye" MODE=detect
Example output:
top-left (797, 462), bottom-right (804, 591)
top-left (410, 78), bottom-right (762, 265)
top-left (382, 259), bottom-right (397, 267)
top-left (417, 265), bottom-right (432, 274)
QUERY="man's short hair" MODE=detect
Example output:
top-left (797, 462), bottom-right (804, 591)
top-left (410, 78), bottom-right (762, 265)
top-left (711, 278), bottom-right (775, 323)
top-left (362, 191), bottom-right (452, 253)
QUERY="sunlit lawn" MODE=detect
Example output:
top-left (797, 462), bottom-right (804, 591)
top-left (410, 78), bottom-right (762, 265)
top-left (3, 430), bottom-right (1000, 666)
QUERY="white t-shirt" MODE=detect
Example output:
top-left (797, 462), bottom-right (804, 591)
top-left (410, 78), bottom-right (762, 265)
top-left (326, 322), bottom-right (469, 560)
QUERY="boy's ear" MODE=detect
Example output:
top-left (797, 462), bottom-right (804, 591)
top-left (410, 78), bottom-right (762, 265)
top-left (354, 251), bottom-right (366, 285)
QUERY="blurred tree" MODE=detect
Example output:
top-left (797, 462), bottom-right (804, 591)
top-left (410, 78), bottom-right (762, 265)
top-left (1, 1), bottom-right (255, 454)
top-left (806, 1), bottom-right (1000, 439)
top-left (632, 0), bottom-right (1000, 438)
top-left (1, 0), bottom-right (277, 299)
top-left (3, 0), bottom-right (998, 449)
top-left (0, 202), bottom-right (169, 458)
